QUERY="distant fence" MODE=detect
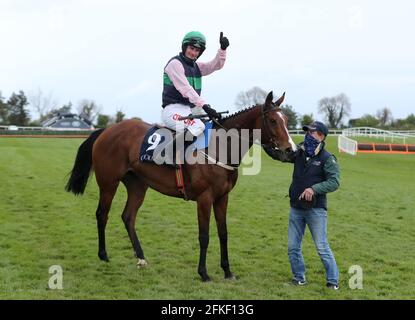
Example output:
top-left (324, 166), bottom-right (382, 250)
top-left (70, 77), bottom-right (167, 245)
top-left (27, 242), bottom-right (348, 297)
top-left (338, 135), bottom-right (358, 155)
top-left (1, 124), bottom-right (414, 143)
top-left (339, 127), bottom-right (415, 155)
top-left (288, 129), bottom-right (343, 135)
top-left (357, 143), bottom-right (415, 154)
top-left (342, 127), bottom-right (415, 143)
top-left (0, 125), bottom-right (94, 138)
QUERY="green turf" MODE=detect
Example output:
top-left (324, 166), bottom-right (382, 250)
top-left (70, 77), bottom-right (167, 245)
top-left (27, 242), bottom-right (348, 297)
top-left (0, 136), bottom-right (414, 299)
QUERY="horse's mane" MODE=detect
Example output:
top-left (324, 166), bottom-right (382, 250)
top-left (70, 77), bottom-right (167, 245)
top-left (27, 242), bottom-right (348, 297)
top-left (221, 104), bottom-right (260, 122)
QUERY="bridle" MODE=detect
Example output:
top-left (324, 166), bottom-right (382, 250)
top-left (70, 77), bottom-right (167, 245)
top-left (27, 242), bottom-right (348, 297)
top-left (261, 103), bottom-right (280, 149)
top-left (210, 105), bottom-right (283, 150)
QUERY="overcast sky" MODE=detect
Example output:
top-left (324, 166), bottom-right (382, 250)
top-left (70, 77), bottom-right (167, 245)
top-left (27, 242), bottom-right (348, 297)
top-left (1, 0), bottom-right (414, 124)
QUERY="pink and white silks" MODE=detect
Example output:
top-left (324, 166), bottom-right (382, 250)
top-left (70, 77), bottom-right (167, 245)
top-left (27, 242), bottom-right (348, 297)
top-left (161, 49), bottom-right (226, 136)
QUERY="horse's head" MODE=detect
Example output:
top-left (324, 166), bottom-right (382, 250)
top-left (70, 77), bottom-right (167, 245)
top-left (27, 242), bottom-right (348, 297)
top-left (260, 91), bottom-right (296, 153)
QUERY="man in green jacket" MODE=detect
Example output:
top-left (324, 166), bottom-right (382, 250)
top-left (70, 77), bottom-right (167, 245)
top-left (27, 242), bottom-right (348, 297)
top-left (264, 121), bottom-right (340, 290)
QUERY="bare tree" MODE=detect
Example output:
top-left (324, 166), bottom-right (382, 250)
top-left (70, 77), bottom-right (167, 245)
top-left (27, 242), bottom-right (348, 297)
top-left (376, 107), bottom-right (393, 127)
top-left (29, 88), bottom-right (59, 122)
top-left (318, 93), bottom-right (351, 128)
top-left (235, 86), bottom-right (268, 109)
top-left (77, 99), bottom-right (102, 123)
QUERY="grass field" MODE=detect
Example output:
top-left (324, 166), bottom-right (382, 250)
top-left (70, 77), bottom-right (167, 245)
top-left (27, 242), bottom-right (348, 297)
top-left (1, 135), bottom-right (414, 300)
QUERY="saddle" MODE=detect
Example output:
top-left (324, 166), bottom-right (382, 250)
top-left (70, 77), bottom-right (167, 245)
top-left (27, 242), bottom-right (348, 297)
top-left (139, 122), bottom-right (213, 166)
top-left (139, 122), bottom-right (213, 200)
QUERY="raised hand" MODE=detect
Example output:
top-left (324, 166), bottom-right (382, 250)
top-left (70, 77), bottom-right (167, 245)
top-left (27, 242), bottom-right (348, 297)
top-left (219, 32), bottom-right (229, 50)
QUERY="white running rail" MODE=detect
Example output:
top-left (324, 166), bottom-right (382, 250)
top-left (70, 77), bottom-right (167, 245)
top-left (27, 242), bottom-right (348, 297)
top-left (342, 127), bottom-right (413, 144)
top-left (338, 135), bottom-right (358, 155)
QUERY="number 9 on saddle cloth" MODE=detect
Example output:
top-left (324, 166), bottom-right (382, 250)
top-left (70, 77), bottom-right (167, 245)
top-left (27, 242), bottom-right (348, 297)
top-left (139, 121), bottom-right (213, 165)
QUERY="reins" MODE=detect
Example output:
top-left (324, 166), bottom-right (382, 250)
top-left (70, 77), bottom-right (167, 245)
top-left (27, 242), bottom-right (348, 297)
top-left (179, 105), bottom-right (281, 168)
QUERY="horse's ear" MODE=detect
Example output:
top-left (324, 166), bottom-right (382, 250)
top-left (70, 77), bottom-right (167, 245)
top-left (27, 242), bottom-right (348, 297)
top-left (275, 92), bottom-right (285, 107)
top-left (264, 91), bottom-right (273, 109)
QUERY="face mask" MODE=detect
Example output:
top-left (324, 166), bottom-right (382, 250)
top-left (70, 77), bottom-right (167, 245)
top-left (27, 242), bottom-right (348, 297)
top-left (303, 133), bottom-right (320, 157)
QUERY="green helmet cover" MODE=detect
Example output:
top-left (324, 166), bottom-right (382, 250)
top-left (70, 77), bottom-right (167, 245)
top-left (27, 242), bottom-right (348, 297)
top-left (182, 31), bottom-right (206, 49)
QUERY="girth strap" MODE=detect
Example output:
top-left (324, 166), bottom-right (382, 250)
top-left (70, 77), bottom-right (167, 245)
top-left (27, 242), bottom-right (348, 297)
top-left (175, 164), bottom-right (188, 200)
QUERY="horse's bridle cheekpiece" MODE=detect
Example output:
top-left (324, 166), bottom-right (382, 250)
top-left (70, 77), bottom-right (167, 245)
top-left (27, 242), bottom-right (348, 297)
top-left (261, 103), bottom-right (280, 149)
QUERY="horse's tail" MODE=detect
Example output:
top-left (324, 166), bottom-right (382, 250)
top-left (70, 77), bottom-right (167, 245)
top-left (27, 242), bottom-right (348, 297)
top-left (65, 128), bottom-right (105, 195)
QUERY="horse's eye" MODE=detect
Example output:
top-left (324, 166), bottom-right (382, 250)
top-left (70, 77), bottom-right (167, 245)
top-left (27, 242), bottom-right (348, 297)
top-left (270, 119), bottom-right (277, 125)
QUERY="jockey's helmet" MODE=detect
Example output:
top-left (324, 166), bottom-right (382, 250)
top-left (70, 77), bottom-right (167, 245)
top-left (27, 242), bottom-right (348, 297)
top-left (182, 31), bottom-right (206, 58)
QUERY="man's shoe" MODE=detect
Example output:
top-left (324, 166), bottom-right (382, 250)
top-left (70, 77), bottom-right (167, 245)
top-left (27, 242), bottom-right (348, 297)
top-left (326, 283), bottom-right (339, 290)
top-left (291, 279), bottom-right (307, 286)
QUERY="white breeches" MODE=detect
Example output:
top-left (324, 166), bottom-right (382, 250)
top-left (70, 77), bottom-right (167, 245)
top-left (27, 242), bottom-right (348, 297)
top-left (161, 103), bottom-right (205, 136)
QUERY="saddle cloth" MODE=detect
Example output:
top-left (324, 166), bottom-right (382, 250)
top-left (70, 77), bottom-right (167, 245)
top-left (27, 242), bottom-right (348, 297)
top-left (139, 122), bottom-right (213, 164)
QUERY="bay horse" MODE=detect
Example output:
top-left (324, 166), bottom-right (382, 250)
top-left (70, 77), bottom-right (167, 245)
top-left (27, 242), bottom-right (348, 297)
top-left (65, 91), bottom-right (295, 281)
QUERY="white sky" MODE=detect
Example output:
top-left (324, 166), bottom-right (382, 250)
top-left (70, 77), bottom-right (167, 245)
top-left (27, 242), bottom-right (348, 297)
top-left (1, 0), bottom-right (414, 124)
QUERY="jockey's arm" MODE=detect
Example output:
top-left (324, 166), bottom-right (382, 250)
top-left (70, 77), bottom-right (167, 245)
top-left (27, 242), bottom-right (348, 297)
top-left (164, 59), bottom-right (205, 108)
top-left (197, 49), bottom-right (226, 76)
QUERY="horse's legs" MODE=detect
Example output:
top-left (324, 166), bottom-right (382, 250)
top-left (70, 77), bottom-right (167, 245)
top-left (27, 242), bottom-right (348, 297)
top-left (213, 194), bottom-right (235, 280)
top-left (197, 197), bottom-right (213, 282)
top-left (96, 182), bottom-right (119, 262)
top-left (121, 172), bottom-right (149, 267)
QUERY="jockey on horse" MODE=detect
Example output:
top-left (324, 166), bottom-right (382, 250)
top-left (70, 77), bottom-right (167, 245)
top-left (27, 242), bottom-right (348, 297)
top-left (65, 30), bottom-right (298, 282)
top-left (156, 31), bottom-right (230, 163)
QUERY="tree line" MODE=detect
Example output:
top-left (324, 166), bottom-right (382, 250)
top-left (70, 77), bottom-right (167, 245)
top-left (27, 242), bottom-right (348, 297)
top-left (235, 87), bottom-right (415, 130)
top-left (0, 89), bottom-right (126, 128)
top-left (1, 87), bottom-right (414, 130)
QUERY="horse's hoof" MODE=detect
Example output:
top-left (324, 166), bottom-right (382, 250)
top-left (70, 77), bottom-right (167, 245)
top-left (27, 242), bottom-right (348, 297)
top-left (98, 253), bottom-right (109, 262)
top-left (201, 275), bottom-right (211, 282)
top-left (225, 274), bottom-right (237, 281)
top-left (136, 259), bottom-right (148, 268)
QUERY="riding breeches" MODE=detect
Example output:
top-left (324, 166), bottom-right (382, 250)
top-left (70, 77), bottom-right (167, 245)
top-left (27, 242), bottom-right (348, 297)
top-left (161, 103), bottom-right (205, 136)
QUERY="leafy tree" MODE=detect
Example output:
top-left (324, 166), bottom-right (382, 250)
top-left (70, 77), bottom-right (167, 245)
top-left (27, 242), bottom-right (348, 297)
top-left (353, 114), bottom-right (379, 127)
top-left (300, 113), bottom-right (314, 127)
top-left (403, 113), bottom-right (415, 128)
top-left (318, 93), bottom-right (351, 128)
top-left (97, 114), bottom-right (111, 128)
top-left (280, 104), bottom-right (298, 129)
top-left (7, 91), bottom-right (30, 126)
top-left (394, 114), bottom-right (415, 130)
top-left (115, 109), bottom-right (125, 123)
top-left (0, 91), bottom-right (10, 124)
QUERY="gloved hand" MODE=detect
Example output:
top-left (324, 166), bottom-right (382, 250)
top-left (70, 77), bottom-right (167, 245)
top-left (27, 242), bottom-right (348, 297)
top-left (219, 32), bottom-right (229, 50)
top-left (202, 104), bottom-right (221, 120)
